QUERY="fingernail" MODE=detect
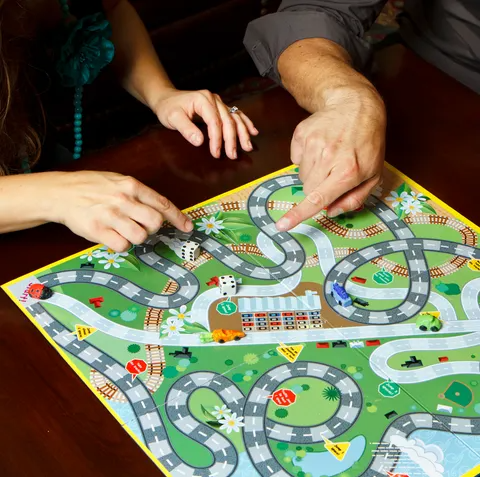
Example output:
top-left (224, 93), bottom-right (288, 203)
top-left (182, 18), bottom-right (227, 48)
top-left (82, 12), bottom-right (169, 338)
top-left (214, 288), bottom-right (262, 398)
top-left (253, 128), bottom-right (259, 135)
top-left (232, 148), bottom-right (237, 159)
top-left (247, 140), bottom-right (252, 150)
top-left (185, 219), bottom-right (194, 231)
top-left (216, 147), bottom-right (221, 158)
top-left (328, 207), bottom-right (344, 218)
top-left (191, 133), bottom-right (201, 146)
top-left (276, 217), bottom-right (290, 232)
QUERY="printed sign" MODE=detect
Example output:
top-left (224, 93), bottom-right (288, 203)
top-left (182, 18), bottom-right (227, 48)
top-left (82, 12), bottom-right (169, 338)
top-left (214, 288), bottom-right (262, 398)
top-left (267, 389), bottom-right (297, 407)
top-left (277, 343), bottom-right (304, 363)
top-left (216, 301), bottom-right (237, 315)
top-left (73, 325), bottom-right (97, 341)
top-left (378, 381), bottom-right (401, 398)
top-left (125, 359), bottom-right (148, 380)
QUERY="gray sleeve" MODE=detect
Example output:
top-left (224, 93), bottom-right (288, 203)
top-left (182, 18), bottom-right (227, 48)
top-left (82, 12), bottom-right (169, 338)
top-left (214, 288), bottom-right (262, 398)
top-left (244, 0), bottom-right (387, 83)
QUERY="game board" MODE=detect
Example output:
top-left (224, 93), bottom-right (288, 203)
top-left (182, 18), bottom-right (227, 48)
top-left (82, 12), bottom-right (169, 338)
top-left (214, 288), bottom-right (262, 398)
top-left (3, 164), bottom-right (480, 477)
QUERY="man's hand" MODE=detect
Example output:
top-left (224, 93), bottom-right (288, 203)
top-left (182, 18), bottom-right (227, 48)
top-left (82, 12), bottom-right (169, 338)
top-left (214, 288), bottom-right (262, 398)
top-left (276, 85), bottom-right (386, 232)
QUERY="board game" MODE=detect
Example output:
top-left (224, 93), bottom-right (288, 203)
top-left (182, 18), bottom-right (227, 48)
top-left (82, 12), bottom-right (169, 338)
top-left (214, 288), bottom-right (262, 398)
top-left (3, 164), bottom-right (480, 477)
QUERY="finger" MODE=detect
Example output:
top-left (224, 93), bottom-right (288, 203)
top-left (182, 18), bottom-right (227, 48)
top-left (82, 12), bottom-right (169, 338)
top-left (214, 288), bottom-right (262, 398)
top-left (196, 93), bottom-right (222, 158)
top-left (98, 229), bottom-right (132, 253)
top-left (166, 110), bottom-right (204, 147)
top-left (276, 170), bottom-right (360, 231)
top-left (123, 200), bottom-right (165, 235)
top-left (136, 186), bottom-right (193, 233)
top-left (215, 99), bottom-right (238, 159)
top-left (112, 215), bottom-right (149, 245)
top-left (231, 112), bottom-right (253, 152)
top-left (237, 111), bottom-right (258, 136)
top-left (290, 126), bottom-right (304, 165)
top-left (326, 176), bottom-right (380, 217)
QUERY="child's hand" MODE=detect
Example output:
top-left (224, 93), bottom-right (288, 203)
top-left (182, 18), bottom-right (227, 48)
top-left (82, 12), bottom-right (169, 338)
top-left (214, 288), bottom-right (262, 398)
top-left (153, 88), bottom-right (258, 159)
top-left (50, 171), bottom-right (192, 252)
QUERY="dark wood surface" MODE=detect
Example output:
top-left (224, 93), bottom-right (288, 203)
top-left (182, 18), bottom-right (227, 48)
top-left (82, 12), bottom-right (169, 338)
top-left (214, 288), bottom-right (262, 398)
top-left (1, 45), bottom-right (479, 477)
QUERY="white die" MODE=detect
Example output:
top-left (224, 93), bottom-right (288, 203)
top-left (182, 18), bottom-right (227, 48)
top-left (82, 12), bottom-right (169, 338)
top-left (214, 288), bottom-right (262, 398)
top-left (219, 275), bottom-right (237, 296)
top-left (180, 240), bottom-right (200, 262)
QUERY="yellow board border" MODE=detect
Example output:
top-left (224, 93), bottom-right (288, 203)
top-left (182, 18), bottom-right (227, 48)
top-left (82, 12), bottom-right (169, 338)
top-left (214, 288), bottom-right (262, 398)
top-left (2, 162), bottom-right (479, 476)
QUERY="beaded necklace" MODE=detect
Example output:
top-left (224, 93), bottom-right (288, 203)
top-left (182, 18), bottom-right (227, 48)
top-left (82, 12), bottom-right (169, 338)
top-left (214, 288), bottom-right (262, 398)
top-left (56, 0), bottom-right (114, 159)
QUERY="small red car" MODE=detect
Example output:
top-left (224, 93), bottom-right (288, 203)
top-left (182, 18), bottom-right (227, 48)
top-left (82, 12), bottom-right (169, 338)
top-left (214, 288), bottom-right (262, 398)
top-left (27, 284), bottom-right (53, 300)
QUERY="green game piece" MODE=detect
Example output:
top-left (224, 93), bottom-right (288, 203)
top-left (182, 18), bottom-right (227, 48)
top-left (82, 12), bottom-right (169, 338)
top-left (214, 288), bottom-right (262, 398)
top-left (277, 442), bottom-right (289, 451)
top-left (225, 359), bottom-right (234, 366)
top-left (378, 381), bottom-right (401, 398)
top-left (127, 344), bottom-right (141, 353)
top-left (216, 301), bottom-right (237, 315)
top-left (373, 268), bottom-right (394, 285)
top-left (444, 381), bottom-right (473, 407)
top-left (109, 309), bottom-right (121, 318)
top-left (163, 366), bottom-right (178, 378)
top-left (232, 373), bottom-right (244, 382)
top-left (275, 409), bottom-right (289, 419)
top-left (190, 357), bottom-right (198, 363)
top-left (178, 359), bottom-right (190, 368)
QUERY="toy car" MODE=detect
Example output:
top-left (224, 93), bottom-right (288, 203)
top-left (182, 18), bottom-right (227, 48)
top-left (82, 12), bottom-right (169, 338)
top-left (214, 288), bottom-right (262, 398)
top-left (416, 314), bottom-right (442, 332)
top-left (212, 329), bottom-right (246, 344)
top-left (27, 284), bottom-right (53, 300)
top-left (331, 282), bottom-right (352, 307)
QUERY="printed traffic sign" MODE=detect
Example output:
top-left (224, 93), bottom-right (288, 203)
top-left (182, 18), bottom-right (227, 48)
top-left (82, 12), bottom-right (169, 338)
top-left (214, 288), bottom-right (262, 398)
top-left (73, 324), bottom-right (97, 341)
top-left (216, 301), bottom-right (237, 315)
top-left (378, 381), bottom-right (401, 398)
top-left (373, 268), bottom-right (393, 285)
top-left (467, 259), bottom-right (480, 272)
top-left (323, 436), bottom-right (350, 461)
top-left (125, 359), bottom-right (148, 380)
top-left (267, 389), bottom-right (297, 407)
top-left (277, 343), bottom-right (304, 363)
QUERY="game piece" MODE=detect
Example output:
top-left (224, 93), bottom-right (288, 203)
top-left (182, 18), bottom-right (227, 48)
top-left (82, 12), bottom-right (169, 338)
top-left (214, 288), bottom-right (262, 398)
top-left (27, 283), bottom-right (53, 300)
top-left (330, 281), bottom-right (352, 307)
top-left (219, 275), bottom-right (237, 296)
top-left (416, 314), bottom-right (442, 332)
top-left (89, 296), bottom-right (104, 308)
top-left (180, 240), bottom-right (200, 262)
top-left (169, 347), bottom-right (192, 359)
top-left (353, 297), bottom-right (369, 307)
top-left (401, 356), bottom-right (423, 368)
top-left (4, 164), bottom-right (480, 477)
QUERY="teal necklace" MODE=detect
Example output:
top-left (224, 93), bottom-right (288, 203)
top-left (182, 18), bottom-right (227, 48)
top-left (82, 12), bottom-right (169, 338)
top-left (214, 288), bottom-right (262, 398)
top-left (55, 0), bottom-right (115, 159)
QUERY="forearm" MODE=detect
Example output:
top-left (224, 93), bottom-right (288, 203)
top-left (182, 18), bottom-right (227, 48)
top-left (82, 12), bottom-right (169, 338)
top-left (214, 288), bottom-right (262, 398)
top-left (278, 38), bottom-right (382, 113)
top-left (0, 172), bottom-right (63, 233)
top-left (107, 0), bottom-right (174, 109)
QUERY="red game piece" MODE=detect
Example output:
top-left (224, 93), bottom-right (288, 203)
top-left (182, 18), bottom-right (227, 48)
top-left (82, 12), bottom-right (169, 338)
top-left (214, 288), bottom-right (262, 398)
top-left (438, 356), bottom-right (449, 362)
top-left (89, 297), bottom-right (104, 308)
top-left (366, 339), bottom-right (381, 347)
top-left (351, 276), bottom-right (367, 284)
top-left (316, 342), bottom-right (330, 348)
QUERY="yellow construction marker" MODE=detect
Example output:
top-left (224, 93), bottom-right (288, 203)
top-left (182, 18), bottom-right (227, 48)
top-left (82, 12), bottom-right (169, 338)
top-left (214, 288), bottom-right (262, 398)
top-left (420, 311), bottom-right (441, 319)
top-left (461, 464), bottom-right (480, 477)
top-left (323, 436), bottom-right (350, 461)
top-left (72, 324), bottom-right (98, 341)
top-left (276, 343), bottom-right (304, 363)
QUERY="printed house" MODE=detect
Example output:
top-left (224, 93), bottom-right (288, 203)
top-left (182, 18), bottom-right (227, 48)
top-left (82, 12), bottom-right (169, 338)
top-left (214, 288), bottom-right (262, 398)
top-left (238, 290), bottom-right (322, 332)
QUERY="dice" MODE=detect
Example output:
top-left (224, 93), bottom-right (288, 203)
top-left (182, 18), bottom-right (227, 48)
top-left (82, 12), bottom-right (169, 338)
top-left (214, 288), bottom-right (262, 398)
top-left (219, 275), bottom-right (237, 296)
top-left (180, 240), bottom-right (200, 262)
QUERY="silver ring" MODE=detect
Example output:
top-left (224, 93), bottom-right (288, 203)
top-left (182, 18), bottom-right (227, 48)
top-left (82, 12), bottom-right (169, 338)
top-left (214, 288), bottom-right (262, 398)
top-left (229, 106), bottom-right (239, 114)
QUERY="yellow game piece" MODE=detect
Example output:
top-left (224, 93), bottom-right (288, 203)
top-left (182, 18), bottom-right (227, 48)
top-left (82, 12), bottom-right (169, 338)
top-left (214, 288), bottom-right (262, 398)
top-left (461, 464), bottom-right (480, 477)
top-left (467, 259), bottom-right (480, 272)
top-left (276, 342), bottom-right (304, 363)
top-left (73, 324), bottom-right (97, 341)
top-left (420, 311), bottom-right (441, 319)
top-left (323, 436), bottom-right (350, 461)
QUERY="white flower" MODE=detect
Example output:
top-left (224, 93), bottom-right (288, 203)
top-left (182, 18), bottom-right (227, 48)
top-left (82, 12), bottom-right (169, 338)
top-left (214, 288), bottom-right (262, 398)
top-left (94, 245), bottom-right (129, 259)
top-left (80, 250), bottom-right (97, 262)
top-left (168, 304), bottom-right (191, 321)
top-left (197, 217), bottom-right (225, 235)
top-left (161, 317), bottom-right (185, 337)
top-left (400, 198), bottom-right (423, 215)
top-left (386, 191), bottom-right (409, 207)
top-left (410, 191), bottom-right (427, 202)
top-left (98, 254), bottom-right (126, 269)
top-left (212, 405), bottom-right (231, 418)
top-left (219, 412), bottom-right (245, 434)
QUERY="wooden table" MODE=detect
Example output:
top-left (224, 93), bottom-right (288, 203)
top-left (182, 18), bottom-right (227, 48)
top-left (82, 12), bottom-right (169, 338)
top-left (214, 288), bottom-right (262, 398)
top-left (1, 45), bottom-right (479, 476)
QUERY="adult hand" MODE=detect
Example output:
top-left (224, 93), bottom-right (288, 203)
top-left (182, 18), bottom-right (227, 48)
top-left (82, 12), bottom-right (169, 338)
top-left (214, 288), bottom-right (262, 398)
top-left (153, 88), bottom-right (258, 159)
top-left (49, 171), bottom-right (192, 252)
top-left (276, 85), bottom-right (386, 232)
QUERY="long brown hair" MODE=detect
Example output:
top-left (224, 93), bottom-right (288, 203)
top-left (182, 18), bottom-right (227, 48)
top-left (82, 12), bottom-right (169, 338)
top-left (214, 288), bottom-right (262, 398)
top-left (0, 0), bottom-right (43, 175)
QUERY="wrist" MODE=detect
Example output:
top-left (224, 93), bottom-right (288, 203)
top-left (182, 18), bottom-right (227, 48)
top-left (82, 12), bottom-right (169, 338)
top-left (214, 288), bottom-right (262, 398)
top-left (36, 171), bottom-right (71, 224)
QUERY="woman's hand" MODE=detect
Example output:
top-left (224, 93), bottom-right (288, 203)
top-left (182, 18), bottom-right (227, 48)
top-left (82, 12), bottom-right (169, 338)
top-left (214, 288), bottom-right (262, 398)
top-left (48, 171), bottom-right (192, 252)
top-left (153, 88), bottom-right (258, 159)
